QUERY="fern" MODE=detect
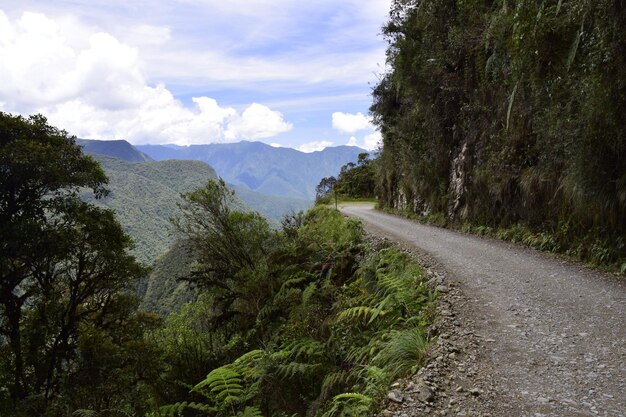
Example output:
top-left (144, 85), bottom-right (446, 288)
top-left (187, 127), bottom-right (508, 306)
top-left (337, 306), bottom-right (378, 323)
top-left (321, 393), bottom-right (372, 417)
top-left (376, 271), bottom-right (406, 297)
top-left (237, 406), bottom-right (264, 417)
top-left (284, 338), bottom-right (324, 360)
top-left (152, 401), bottom-right (216, 417)
top-left (193, 367), bottom-right (244, 404)
top-left (320, 370), bottom-right (349, 400)
top-left (276, 362), bottom-right (321, 378)
top-left (300, 281), bottom-right (317, 306)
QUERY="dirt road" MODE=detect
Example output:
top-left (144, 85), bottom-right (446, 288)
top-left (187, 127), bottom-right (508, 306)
top-left (341, 203), bottom-right (626, 417)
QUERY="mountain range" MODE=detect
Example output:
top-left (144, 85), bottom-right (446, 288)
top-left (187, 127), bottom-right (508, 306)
top-left (136, 141), bottom-right (366, 200)
top-left (82, 154), bottom-right (311, 265)
top-left (76, 138), bottom-right (362, 312)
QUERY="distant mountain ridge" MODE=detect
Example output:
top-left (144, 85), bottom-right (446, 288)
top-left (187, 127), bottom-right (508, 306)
top-left (77, 138), bottom-right (153, 162)
top-left (136, 141), bottom-right (366, 200)
top-left (77, 139), bottom-right (312, 309)
top-left (83, 155), bottom-right (311, 265)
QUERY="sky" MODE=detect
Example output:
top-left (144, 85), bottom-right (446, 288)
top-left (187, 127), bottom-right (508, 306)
top-left (0, 1), bottom-right (391, 152)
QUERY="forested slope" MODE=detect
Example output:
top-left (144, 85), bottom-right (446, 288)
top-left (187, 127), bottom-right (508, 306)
top-left (371, 0), bottom-right (625, 267)
top-left (84, 155), bottom-right (311, 265)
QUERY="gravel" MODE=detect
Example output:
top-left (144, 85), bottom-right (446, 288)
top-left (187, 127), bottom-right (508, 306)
top-left (342, 203), bottom-right (626, 417)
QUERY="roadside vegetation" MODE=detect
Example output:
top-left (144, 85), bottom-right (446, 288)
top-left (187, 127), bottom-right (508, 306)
top-left (1, 112), bottom-right (435, 416)
top-left (316, 152), bottom-right (377, 206)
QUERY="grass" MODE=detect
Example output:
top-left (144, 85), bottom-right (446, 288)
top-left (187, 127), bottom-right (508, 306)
top-left (381, 207), bottom-right (626, 277)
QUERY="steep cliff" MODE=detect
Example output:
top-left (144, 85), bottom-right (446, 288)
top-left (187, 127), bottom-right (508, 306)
top-left (371, 0), bottom-right (626, 266)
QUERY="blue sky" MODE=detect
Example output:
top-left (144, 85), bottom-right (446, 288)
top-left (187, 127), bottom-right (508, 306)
top-left (0, 0), bottom-right (390, 151)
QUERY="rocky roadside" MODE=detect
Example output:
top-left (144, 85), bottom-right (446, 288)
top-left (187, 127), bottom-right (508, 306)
top-left (371, 236), bottom-right (498, 417)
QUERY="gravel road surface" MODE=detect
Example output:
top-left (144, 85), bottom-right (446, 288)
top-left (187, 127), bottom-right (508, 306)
top-left (341, 203), bottom-right (626, 417)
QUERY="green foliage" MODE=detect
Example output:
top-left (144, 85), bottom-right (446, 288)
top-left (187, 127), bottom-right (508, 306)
top-left (371, 0), bottom-right (626, 270)
top-left (0, 113), bottom-right (159, 416)
top-left (153, 190), bottom-right (435, 417)
top-left (316, 154), bottom-right (377, 203)
top-left (0, 115), bottom-right (435, 416)
top-left (315, 176), bottom-right (337, 205)
top-left (193, 367), bottom-right (244, 403)
top-left (140, 240), bottom-right (196, 315)
top-left (86, 154), bottom-right (311, 267)
top-left (321, 393), bottom-right (372, 417)
top-left (335, 153), bottom-right (376, 199)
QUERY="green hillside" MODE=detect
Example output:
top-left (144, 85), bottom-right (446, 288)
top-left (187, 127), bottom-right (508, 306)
top-left (139, 240), bottom-right (196, 314)
top-left (84, 155), bottom-right (311, 266)
top-left (82, 156), bottom-right (218, 265)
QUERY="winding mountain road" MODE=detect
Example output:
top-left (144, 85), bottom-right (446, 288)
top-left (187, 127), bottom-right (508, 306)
top-left (341, 203), bottom-right (626, 417)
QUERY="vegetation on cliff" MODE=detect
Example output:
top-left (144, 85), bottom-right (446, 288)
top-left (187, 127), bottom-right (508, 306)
top-left (371, 0), bottom-right (626, 270)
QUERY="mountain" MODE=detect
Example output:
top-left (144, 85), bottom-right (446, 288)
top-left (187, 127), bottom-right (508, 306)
top-left (82, 155), bottom-right (217, 265)
top-left (139, 240), bottom-right (196, 315)
top-left (77, 138), bottom-right (153, 162)
top-left (84, 155), bottom-right (311, 267)
top-left (137, 141), bottom-right (366, 200)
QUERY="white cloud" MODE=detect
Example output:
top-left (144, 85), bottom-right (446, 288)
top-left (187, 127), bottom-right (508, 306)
top-left (298, 140), bottom-right (333, 153)
top-left (363, 131), bottom-right (381, 151)
top-left (224, 103), bottom-right (292, 140)
top-left (342, 132), bottom-right (380, 151)
top-left (125, 24), bottom-right (171, 46)
top-left (332, 111), bottom-right (373, 134)
top-left (0, 11), bottom-right (291, 145)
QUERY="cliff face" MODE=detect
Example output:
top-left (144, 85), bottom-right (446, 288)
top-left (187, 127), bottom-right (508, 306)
top-left (371, 0), bottom-right (626, 263)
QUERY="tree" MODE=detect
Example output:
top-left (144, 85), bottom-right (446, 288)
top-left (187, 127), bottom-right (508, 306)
top-left (174, 179), bottom-right (278, 331)
top-left (315, 176), bottom-right (337, 205)
top-left (0, 113), bottom-right (152, 415)
top-left (336, 153), bottom-right (375, 198)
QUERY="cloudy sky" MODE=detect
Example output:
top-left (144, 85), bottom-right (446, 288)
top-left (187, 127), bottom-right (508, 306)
top-left (0, 1), bottom-right (390, 151)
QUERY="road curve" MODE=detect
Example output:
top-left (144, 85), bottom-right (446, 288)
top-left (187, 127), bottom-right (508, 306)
top-left (341, 203), bottom-right (626, 417)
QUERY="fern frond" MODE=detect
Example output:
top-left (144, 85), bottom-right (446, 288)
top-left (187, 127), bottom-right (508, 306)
top-left (276, 362), bottom-right (321, 378)
top-left (236, 406), bottom-right (264, 417)
top-left (321, 392), bottom-right (372, 417)
top-left (155, 401), bottom-right (216, 417)
top-left (284, 338), bottom-right (324, 360)
top-left (281, 275), bottom-right (309, 289)
top-left (301, 281), bottom-right (317, 306)
top-left (320, 370), bottom-right (349, 400)
top-left (192, 367), bottom-right (243, 403)
top-left (376, 271), bottom-right (406, 297)
top-left (368, 295), bottom-right (392, 324)
top-left (337, 306), bottom-right (378, 323)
